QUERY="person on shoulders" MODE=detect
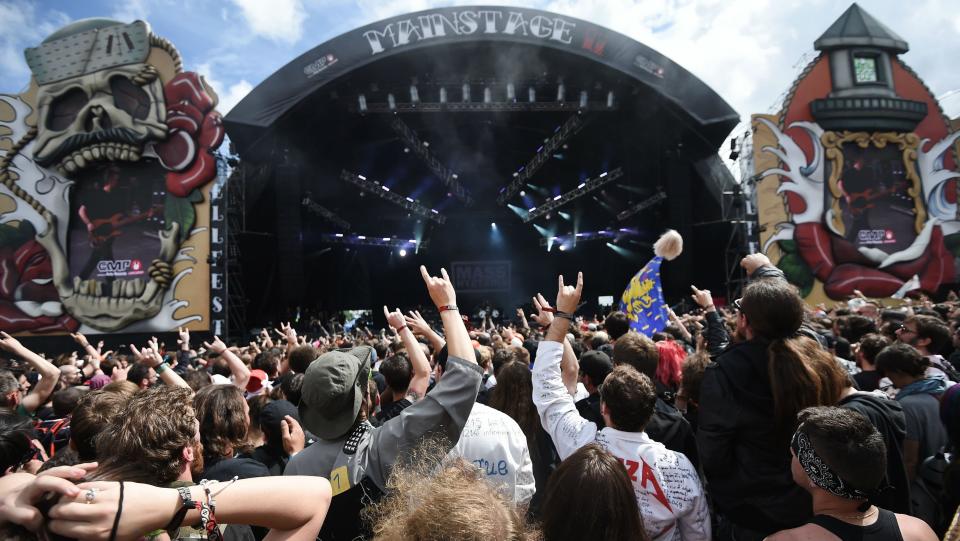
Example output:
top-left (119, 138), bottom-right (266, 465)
top-left (765, 406), bottom-right (936, 541)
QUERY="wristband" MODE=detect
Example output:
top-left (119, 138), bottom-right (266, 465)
top-left (439, 305), bottom-right (459, 313)
top-left (164, 486), bottom-right (201, 537)
top-left (394, 325), bottom-right (408, 332)
top-left (555, 311), bottom-right (575, 321)
top-left (155, 362), bottom-right (170, 374)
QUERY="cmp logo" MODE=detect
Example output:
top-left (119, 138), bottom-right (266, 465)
top-left (857, 229), bottom-right (896, 245)
top-left (96, 259), bottom-right (145, 277)
top-left (303, 54), bottom-right (338, 78)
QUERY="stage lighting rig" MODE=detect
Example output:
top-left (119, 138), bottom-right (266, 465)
top-left (321, 233), bottom-right (428, 251)
top-left (616, 191), bottom-right (668, 221)
top-left (540, 227), bottom-right (640, 248)
top-left (340, 170), bottom-right (446, 224)
top-left (390, 117), bottom-right (473, 205)
top-left (523, 167), bottom-right (624, 223)
top-left (301, 196), bottom-right (351, 231)
top-left (497, 113), bottom-right (586, 204)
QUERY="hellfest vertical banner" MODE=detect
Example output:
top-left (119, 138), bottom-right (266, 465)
top-left (0, 19), bottom-right (224, 335)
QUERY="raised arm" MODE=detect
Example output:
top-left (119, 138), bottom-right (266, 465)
top-left (690, 285), bottom-right (729, 356)
top-left (203, 335), bottom-right (250, 390)
top-left (0, 332), bottom-right (60, 414)
top-left (129, 337), bottom-right (191, 391)
top-left (362, 267), bottom-right (482, 491)
top-left (70, 332), bottom-right (102, 378)
top-left (533, 293), bottom-right (578, 395)
top-left (385, 306), bottom-right (430, 399)
top-left (531, 273), bottom-right (598, 460)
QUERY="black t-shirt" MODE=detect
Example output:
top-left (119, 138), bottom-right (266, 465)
top-left (374, 397), bottom-right (413, 425)
top-left (248, 445), bottom-right (287, 476)
top-left (201, 456), bottom-right (270, 482)
top-left (854, 370), bottom-right (882, 392)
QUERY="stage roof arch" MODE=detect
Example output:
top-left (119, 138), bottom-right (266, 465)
top-left (224, 5), bottom-right (739, 154)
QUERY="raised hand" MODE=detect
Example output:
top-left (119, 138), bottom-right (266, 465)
top-left (203, 335), bottom-right (228, 355)
top-left (556, 272), bottom-right (584, 314)
top-left (281, 415), bottom-right (306, 456)
top-left (70, 332), bottom-right (90, 348)
top-left (531, 293), bottom-right (555, 327)
top-left (281, 322), bottom-right (297, 345)
top-left (740, 253), bottom-right (772, 275)
top-left (0, 331), bottom-right (25, 354)
top-left (404, 310), bottom-right (432, 336)
top-left (383, 306), bottom-right (406, 331)
top-left (178, 326), bottom-right (190, 350)
top-left (419, 265), bottom-right (456, 308)
top-left (690, 285), bottom-right (715, 311)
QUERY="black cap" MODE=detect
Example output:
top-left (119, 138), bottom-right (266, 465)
top-left (579, 350), bottom-right (613, 385)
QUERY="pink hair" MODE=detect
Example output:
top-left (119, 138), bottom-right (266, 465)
top-left (655, 339), bottom-right (685, 390)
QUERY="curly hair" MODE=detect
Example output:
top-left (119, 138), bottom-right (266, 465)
top-left (194, 384), bottom-right (250, 460)
top-left (96, 386), bottom-right (197, 485)
top-left (370, 456), bottom-right (534, 541)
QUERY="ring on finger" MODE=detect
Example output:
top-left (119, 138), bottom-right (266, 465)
top-left (84, 487), bottom-right (98, 504)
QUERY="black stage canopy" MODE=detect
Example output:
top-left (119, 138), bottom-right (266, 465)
top-left (224, 6), bottom-right (741, 324)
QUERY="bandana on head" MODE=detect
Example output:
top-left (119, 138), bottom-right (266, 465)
top-left (791, 428), bottom-right (870, 501)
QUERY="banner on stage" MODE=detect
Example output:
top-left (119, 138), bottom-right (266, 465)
top-left (450, 261), bottom-right (511, 293)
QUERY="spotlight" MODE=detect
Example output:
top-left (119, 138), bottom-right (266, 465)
top-left (558, 245), bottom-right (567, 251)
top-left (358, 94), bottom-right (368, 113)
top-left (399, 249), bottom-right (407, 257)
top-left (491, 222), bottom-right (497, 229)
top-left (519, 190), bottom-right (526, 197)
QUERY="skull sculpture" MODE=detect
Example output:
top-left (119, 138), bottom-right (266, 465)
top-left (31, 63), bottom-right (168, 175)
top-left (0, 18), bottom-right (222, 332)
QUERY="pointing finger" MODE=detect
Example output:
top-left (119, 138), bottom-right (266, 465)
top-left (419, 265), bottom-right (430, 282)
top-left (575, 271), bottom-right (583, 293)
top-left (558, 274), bottom-right (565, 290)
top-left (440, 268), bottom-right (450, 282)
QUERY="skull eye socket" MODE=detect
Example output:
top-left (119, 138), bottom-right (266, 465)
top-left (110, 76), bottom-right (151, 120)
top-left (46, 87), bottom-right (89, 132)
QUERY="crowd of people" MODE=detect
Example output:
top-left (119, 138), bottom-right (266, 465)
top-left (0, 254), bottom-right (957, 540)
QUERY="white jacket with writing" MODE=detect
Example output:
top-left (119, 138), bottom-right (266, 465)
top-left (451, 402), bottom-right (536, 504)
top-left (533, 341), bottom-right (710, 541)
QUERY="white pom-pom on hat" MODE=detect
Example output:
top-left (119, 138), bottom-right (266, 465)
top-left (653, 229), bottom-right (683, 261)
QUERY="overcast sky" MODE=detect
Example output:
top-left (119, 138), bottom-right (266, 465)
top-left (3, 0), bottom-right (959, 152)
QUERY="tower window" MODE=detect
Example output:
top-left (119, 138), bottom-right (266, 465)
top-left (853, 55), bottom-right (879, 83)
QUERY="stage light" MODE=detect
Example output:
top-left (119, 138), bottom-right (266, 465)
top-left (388, 93), bottom-right (396, 110)
top-left (559, 211), bottom-right (571, 220)
top-left (335, 233), bottom-right (344, 237)
top-left (507, 83), bottom-right (515, 101)
top-left (484, 87), bottom-right (492, 103)
top-left (519, 190), bottom-right (526, 197)
top-left (579, 91), bottom-right (588, 109)
top-left (600, 171), bottom-right (608, 178)
top-left (358, 174), bottom-right (366, 180)
top-left (462, 83), bottom-right (470, 102)
top-left (440, 87), bottom-right (447, 104)
top-left (577, 182), bottom-right (586, 189)
top-left (528, 87), bottom-right (536, 102)
top-left (557, 83), bottom-right (565, 102)
top-left (358, 235), bottom-right (366, 239)
top-left (558, 245), bottom-right (567, 251)
top-left (607, 91), bottom-right (614, 108)
top-left (358, 94), bottom-right (368, 113)
top-left (382, 237), bottom-right (391, 241)
top-left (491, 222), bottom-right (497, 229)
top-left (406, 197), bottom-right (414, 202)
top-left (410, 85), bottom-right (420, 103)
top-left (399, 249), bottom-right (407, 257)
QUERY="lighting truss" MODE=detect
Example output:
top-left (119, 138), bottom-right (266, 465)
top-left (355, 101), bottom-right (616, 114)
top-left (616, 191), bottom-right (668, 221)
top-left (301, 197), bottom-right (351, 231)
top-left (340, 170), bottom-right (446, 224)
top-left (319, 233), bottom-right (428, 251)
top-left (498, 113), bottom-right (586, 204)
top-left (539, 227), bottom-right (640, 247)
top-left (523, 167), bottom-right (624, 223)
top-left (390, 117), bottom-right (473, 206)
